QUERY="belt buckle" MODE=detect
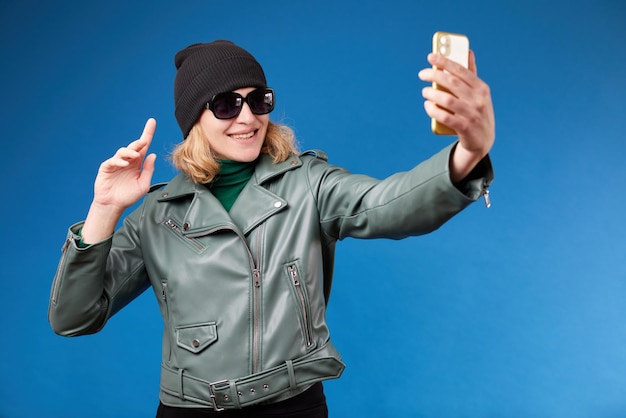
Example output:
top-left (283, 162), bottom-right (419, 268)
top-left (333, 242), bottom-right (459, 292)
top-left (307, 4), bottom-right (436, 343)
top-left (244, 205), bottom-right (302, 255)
top-left (208, 379), bottom-right (229, 412)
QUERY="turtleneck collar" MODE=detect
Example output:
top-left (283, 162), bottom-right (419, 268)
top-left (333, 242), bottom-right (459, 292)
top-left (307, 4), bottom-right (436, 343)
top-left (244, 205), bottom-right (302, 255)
top-left (206, 159), bottom-right (256, 211)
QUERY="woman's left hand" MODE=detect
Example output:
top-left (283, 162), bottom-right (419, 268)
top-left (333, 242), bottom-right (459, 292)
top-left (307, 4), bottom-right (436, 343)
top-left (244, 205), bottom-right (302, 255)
top-left (418, 51), bottom-right (495, 182)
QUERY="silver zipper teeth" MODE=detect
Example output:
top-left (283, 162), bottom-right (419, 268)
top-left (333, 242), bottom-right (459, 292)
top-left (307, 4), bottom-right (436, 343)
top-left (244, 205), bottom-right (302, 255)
top-left (251, 222), bottom-right (264, 374)
top-left (51, 236), bottom-right (74, 304)
top-left (161, 281), bottom-right (174, 364)
top-left (163, 218), bottom-right (204, 250)
top-left (289, 265), bottom-right (313, 347)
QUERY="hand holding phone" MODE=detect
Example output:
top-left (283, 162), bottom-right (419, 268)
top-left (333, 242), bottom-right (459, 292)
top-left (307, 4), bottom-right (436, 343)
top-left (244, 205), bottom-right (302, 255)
top-left (431, 31), bottom-right (469, 135)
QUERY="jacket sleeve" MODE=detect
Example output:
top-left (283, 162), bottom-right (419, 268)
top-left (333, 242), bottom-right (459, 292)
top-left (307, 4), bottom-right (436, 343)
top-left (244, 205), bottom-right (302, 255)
top-left (310, 142), bottom-right (494, 241)
top-left (48, 204), bottom-right (150, 337)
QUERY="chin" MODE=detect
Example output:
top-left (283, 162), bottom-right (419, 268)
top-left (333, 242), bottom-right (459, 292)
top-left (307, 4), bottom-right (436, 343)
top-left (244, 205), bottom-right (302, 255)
top-left (234, 148), bottom-right (263, 162)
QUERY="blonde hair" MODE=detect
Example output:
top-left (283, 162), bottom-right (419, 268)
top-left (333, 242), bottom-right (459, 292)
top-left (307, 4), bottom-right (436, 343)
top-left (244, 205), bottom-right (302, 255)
top-left (170, 121), bottom-right (299, 184)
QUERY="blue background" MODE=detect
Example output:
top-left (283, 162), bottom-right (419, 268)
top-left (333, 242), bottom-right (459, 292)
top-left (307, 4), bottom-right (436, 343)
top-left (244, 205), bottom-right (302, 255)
top-left (1, 0), bottom-right (625, 416)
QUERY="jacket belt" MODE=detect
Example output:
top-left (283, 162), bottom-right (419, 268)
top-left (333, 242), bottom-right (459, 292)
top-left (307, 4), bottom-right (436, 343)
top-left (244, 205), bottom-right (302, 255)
top-left (160, 342), bottom-right (345, 410)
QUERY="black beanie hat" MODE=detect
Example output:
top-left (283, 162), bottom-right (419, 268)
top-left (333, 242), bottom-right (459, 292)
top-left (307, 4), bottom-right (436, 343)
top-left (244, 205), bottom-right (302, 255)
top-left (174, 40), bottom-right (267, 138)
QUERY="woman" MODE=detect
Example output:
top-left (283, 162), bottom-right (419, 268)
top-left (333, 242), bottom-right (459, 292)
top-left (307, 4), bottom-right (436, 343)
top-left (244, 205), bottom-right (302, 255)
top-left (49, 40), bottom-right (495, 417)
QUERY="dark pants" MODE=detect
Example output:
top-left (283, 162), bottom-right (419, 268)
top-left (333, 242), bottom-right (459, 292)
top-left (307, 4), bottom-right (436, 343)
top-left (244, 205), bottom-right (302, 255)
top-left (156, 382), bottom-right (328, 418)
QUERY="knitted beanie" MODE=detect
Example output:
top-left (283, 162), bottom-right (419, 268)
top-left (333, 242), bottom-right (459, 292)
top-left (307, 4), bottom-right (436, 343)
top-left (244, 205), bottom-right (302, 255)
top-left (174, 40), bottom-right (267, 138)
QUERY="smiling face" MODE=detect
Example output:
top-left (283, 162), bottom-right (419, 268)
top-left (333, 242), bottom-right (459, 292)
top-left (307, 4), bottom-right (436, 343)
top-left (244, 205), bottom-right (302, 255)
top-left (198, 87), bottom-right (269, 162)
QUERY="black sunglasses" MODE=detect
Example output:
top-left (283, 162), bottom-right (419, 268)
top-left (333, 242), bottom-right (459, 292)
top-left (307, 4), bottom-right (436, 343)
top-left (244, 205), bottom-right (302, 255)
top-left (205, 88), bottom-right (275, 120)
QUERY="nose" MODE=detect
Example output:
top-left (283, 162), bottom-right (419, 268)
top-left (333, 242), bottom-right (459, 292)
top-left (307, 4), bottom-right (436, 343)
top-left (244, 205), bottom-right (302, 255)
top-left (235, 102), bottom-right (256, 123)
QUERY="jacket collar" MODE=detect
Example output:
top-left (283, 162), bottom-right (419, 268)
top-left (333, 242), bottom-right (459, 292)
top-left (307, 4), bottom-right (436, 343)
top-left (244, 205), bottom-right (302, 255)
top-left (155, 153), bottom-right (303, 236)
top-left (157, 154), bottom-right (302, 200)
top-left (253, 153), bottom-right (302, 184)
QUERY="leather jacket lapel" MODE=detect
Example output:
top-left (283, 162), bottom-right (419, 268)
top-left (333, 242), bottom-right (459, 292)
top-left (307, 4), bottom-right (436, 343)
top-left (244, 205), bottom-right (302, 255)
top-left (229, 184), bottom-right (287, 235)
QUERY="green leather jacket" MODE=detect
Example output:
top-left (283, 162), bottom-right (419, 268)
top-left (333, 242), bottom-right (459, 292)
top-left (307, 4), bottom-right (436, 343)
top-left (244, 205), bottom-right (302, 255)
top-left (49, 143), bottom-right (492, 410)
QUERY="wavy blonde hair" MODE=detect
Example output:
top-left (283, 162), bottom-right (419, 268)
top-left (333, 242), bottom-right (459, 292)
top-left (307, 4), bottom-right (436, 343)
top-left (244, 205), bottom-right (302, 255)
top-left (170, 121), bottom-right (299, 184)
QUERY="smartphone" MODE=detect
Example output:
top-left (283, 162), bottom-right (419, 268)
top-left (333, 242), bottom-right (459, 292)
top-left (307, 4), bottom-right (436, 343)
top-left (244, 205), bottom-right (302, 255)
top-left (431, 31), bottom-right (469, 135)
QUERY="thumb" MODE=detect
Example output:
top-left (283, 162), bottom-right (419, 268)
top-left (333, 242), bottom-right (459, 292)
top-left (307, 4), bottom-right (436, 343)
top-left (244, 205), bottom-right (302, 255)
top-left (140, 153), bottom-right (157, 187)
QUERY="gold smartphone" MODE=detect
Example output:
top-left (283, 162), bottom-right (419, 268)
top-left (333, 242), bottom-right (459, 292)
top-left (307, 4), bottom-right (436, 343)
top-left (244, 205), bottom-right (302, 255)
top-left (431, 31), bottom-right (469, 135)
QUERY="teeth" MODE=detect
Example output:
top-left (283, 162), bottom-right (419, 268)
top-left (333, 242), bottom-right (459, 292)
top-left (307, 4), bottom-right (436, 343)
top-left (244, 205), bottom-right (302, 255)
top-left (230, 132), bottom-right (254, 139)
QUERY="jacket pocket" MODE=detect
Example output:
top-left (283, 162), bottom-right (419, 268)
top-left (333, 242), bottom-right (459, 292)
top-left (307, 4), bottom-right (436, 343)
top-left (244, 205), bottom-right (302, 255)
top-left (176, 322), bottom-right (218, 354)
top-left (285, 261), bottom-right (316, 351)
top-left (50, 237), bottom-right (71, 306)
top-left (162, 217), bottom-right (206, 253)
top-left (161, 281), bottom-right (174, 364)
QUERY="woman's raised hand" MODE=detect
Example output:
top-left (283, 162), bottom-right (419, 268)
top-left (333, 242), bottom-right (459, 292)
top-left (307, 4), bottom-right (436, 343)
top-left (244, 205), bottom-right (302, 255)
top-left (92, 118), bottom-right (157, 210)
top-left (81, 119), bottom-right (157, 243)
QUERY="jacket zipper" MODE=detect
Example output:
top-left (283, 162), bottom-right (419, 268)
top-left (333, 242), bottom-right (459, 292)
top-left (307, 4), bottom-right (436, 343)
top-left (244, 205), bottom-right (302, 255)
top-left (288, 264), bottom-right (314, 348)
top-left (482, 187), bottom-right (491, 208)
top-left (250, 222), bottom-right (265, 374)
top-left (210, 225), bottom-right (261, 373)
top-left (251, 267), bottom-right (261, 372)
top-left (50, 236), bottom-right (74, 305)
top-left (482, 176), bottom-right (492, 208)
top-left (481, 158), bottom-right (494, 208)
top-left (163, 217), bottom-right (262, 373)
top-left (163, 218), bottom-right (204, 251)
top-left (161, 281), bottom-right (174, 364)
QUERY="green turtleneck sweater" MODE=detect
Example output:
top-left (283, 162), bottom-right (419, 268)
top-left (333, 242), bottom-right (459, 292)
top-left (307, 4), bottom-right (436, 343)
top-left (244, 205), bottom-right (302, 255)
top-left (207, 160), bottom-right (256, 212)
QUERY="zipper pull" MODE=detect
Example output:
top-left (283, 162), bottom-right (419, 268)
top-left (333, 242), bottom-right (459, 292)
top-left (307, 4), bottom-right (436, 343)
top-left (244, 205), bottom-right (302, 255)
top-left (162, 282), bottom-right (168, 300)
top-left (61, 237), bottom-right (72, 252)
top-left (165, 219), bottom-right (177, 231)
top-left (482, 187), bottom-right (491, 208)
top-left (253, 269), bottom-right (261, 288)
top-left (288, 265), bottom-right (300, 286)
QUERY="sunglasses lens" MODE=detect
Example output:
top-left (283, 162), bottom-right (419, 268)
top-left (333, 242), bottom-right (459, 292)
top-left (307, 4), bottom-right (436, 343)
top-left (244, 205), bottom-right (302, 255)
top-left (209, 89), bottom-right (275, 119)
top-left (212, 92), bottom-right (242, 119)
top-left (248, 89), bottom-right (274, 115)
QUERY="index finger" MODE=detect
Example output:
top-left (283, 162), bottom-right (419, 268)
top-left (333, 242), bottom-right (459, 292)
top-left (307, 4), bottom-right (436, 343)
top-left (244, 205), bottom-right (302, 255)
top-left (429, 52), bottom-right (480, 87)
top-left (428, 52), bottom-right (468, 75)
top-left (129, 118), bottom-right (157, 153)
